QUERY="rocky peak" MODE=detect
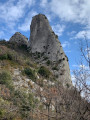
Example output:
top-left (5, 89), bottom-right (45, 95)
top-left (9, 32), bottom-right (28, 45)
top-left (9, 14), bottom-right (72, 86)
top-left (28, 14), bottom-right (72, 86)
top-left (28, 14), bottom-right (66, 62)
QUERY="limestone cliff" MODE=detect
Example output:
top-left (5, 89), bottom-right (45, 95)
top-left (28, 14), bottom-right (72, 86)
top-left (28, 14), bottom-right (64, 61)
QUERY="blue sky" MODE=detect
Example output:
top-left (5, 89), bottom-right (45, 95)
top-left (0, 0), bottom-right (90, 80)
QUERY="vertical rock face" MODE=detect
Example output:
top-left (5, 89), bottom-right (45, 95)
top-left (29, 14), bottom-right (64, 61)
top-left (28, 14), bottom-right (72, 86)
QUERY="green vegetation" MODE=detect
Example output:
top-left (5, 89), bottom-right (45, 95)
top-left (0, 54), bottom-right (7, 60)
top-left (0, 97), bottom-right (16, 120)
top-left (38, 66), bottom-right (51, 78)
top-left (0, 36), bottom-right (89, 120)
top-left (43, 56), bottom-right (48, 60)
top-left (0, 109), bottom-right (5, 118)
top-left (36, 51), bottom-right (41, 58)
top-left (19, 44), bottom-right (27, 51)
top-left (26, 60), bottom-right (37, 69)
top-left (46, 60), bottom-right (51, 66)
top-left (41, 52), bottom-right (45, 56)
top-left (0, 71), bottom-right (13, 89)
top-left (23, 68), bottom-right (36, 81)
top-left (0, 39), bottom-right (6, 41)
top-left (28, 93), bottom-right (38, 108)
top-left (13, 90), bottom-right (38, 119)
top-left (66, 83), bottom-right (70, 88)
top-left (55, 34), bottom-right (58, 38)
top-left (0, 87), bottom-right (39, 120)
top-left (0, 52), bottom-right (17, 61)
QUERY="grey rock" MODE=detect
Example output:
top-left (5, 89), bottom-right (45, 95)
top-left (28, 14), bottom-right (65, 61)
top-left (28, 14), bottom-right (72, 86)
top-left (9, 32), bottom-right (28, 45)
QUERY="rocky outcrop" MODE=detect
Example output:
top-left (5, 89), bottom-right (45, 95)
top-left (28, 14), bottom-right (65, 61)
top-left (9, 32), bottom-right (28, 45)
top-left (9, 14), bottom-right (72, 86)
top-left (28, 14), bottom-right (72, 86)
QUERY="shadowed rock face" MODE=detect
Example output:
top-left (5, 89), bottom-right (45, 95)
top-left (10, 32), bottom-right (28, 45)
top-left (28, 14), bottom-right (72, 86)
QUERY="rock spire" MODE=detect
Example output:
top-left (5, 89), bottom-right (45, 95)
top-left (29, 14), bottom-right (66, 61)
top-left (28, 14), bottom-right (72, 85)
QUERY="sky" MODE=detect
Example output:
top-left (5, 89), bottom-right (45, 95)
top-left (0, 0), bottom-right (90, 80)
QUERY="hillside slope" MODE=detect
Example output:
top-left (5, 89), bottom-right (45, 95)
top-left (0, 40), bottom-right (90, 120)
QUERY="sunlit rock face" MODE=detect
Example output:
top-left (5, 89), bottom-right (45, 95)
top-left (29, 14), bottom-right (64, 61)
top-left (28, 14), bottom-right (72, 86)
top-left (10, 32), bottom-right (28, 45)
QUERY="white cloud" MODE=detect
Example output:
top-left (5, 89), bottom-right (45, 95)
top-left (0, 0), bottom-right (35, 26)
top-left (50, 0), bottom-right (77, 22)
top-left (74, 30), bottom-right (90, 39)
top-left (52, 24), bottom-right (65, 36)
top-left (40, 0), bottom-right (48, 7)
top-left (43, 0), bottom-right (90, 28)
top-left (67, 31), bottom-right (76, 36)
top-left (40, 0), bottom-right (90, 41)
top-left (18, 11), bottom-right (38, 31)
top-left (62, 41), bottom-right (70, 48)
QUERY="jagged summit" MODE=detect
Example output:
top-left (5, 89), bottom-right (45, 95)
top-left (9, 32), bottom-right (28, 45)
